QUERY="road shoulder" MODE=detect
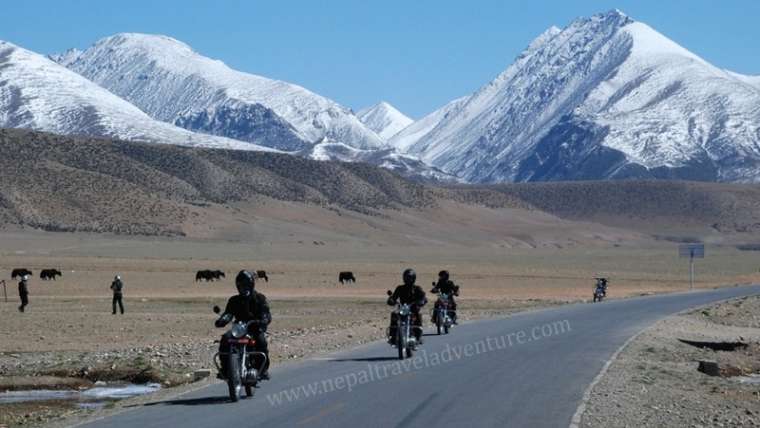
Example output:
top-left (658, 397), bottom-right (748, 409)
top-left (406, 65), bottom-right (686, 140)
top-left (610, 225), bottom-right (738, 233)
top-left (579, 295), bottom-right (760, 427)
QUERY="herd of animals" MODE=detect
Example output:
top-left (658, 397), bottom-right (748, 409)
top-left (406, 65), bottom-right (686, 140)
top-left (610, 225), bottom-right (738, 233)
top-left (194, 269), bottom-right (356, 284)
top-left (10, 268), bottom-right (62, 280)
top-left (7, 268), bottom-right (358, 284)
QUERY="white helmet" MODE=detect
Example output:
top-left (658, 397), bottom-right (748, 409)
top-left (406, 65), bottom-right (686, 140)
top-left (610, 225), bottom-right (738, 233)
top-left (115, 275), bottom-right (121, 281)
top-left (22, 275), bottom-right (29, 281)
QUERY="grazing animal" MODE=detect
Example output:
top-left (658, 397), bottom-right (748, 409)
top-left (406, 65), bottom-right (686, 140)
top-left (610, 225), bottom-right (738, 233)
top-left (196, 270), bottom-right (210, 281)
top-left (255, 270), bottom-right (269, 282)
top-left (196, 270), bottom-right (225, 282)
top-left (338, 271), bottom-right (356, 284)
top-left (40, 269), bottom-right (62, 280)
top-left (11, 269), bottom-right (32, 280)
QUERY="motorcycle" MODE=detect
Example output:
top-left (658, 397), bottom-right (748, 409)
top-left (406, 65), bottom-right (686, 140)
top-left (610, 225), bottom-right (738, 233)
top-left (593, 278), bottom-right (608, 303)
top-left (212, 306), bottom-right (268, 402)
top-left (430, 284), bottom-right (454, 335)
top-left (386, 290), bottom-right (423, 360)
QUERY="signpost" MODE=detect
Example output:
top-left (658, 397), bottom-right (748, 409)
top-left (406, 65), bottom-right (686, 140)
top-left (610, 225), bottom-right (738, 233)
top-left (1, 280), bottom-right (6, 302)
top-left (679, 243), bottom-right (705, 290)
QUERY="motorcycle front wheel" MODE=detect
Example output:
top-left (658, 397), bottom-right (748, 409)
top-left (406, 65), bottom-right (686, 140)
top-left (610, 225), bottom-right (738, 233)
top-left (397, 331), bottom-right (405, 360)
top-left (227, 352), bottom-right (242, 402)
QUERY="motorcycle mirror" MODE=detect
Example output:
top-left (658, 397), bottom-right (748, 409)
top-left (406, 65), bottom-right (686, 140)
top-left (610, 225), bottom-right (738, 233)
top-left (212, 305), bottom-right (221, 314)
top-left (386, 290), bottom-right (392, 296)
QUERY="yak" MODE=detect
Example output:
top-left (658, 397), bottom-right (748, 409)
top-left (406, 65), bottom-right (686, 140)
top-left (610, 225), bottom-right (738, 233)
top-left (338, 271), bottom-right (356, 284)
top-left (40, 269), bottom-right (62, 280)
top-left (196, 270), bottom-right (225, 281)
top-left (11, 268), bottom-right (32, 280)
top-left (255, 270), bottom-right (269, 282)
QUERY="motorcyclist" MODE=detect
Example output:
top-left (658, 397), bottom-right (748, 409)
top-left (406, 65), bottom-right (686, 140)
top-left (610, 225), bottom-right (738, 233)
top-left (595, 277), bottom-right (608, 297)
top-left (387, 269), bottom-right (427, 343)
top-left (215, 270), bottom-right (272, 380)
top-left (430, 270), bottom-right (459, 324)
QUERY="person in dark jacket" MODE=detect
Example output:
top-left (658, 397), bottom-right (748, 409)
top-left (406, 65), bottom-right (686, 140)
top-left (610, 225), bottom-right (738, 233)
top-left (387, 269), bottom-right (427, 343)
top-left (215, 270), bottom-right (272, 380)
top-left (18, 275), bottom-right (29, 312)
top-left (430, 270), bottom-right (459, 324)
top-left (111, 275), bottom-right (124, 315)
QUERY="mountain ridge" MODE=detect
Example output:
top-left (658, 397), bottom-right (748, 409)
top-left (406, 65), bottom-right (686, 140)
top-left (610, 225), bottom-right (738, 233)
top-left (54, 33), bottom-right (386, 151)
top-left (403, 10), bottom-right (760, 183)
top-left (0, 40), bottom-right (274, 152)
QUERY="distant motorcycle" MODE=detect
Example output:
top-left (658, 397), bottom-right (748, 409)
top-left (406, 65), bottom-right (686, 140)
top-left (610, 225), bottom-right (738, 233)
top-left (431, 284), bottom-right (454, 335)
top-left (593, 278), bottom-right (608, 303)
top-left (213, 306), bottom-right (267, 402)
top-left (387, 290), bottom-right (422, 360)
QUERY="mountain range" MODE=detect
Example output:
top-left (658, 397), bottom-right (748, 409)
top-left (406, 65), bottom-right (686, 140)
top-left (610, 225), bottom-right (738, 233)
top-left (0, 41), bottom-right (275, 152)
top-left (393, 10), bottom-right (760, 182)
top-left (1, 9), bottom-right (759, 183)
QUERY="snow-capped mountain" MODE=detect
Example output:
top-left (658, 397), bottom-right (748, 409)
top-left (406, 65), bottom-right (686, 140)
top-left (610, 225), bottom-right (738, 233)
top-left (356, 101), bottom-right (413, 141)
top-left (407, 10), bottom-right (760, 183)
top-left (303, 140), bottom-right (457, 182)
top-left (53, 33), bottom-right (385, 151)
top-left (388, 96), bottom-right (469, 152)
top-left (0, 41), bottom-right (273, 152)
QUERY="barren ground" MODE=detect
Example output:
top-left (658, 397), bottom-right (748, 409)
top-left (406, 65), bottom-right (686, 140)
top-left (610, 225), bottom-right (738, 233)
top-left (1, 231), bottom-right (759, 427)
top-left (581, 296), bottom-right (760, 427)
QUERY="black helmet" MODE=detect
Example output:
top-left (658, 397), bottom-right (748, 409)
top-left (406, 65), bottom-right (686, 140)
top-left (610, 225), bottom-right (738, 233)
top-left (438, 270), bottom-right (449, 281)
top-left (235, 270), bottom-right (255, 297)
top-left (402, 268), bottom-right (416, 286)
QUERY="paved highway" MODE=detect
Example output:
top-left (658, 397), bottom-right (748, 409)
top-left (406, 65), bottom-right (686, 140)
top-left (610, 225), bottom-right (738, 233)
top-left (81, 285), bottom-right (760, 428)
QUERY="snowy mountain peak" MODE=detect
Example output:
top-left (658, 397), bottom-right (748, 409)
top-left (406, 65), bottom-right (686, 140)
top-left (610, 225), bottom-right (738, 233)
top-left (356, 101), bottom-right (413, 141)
top-left (55, 33), bottom-right (386, 150)
top-left (406, 10), bottom-right (760, 183)
top-left (0, 40), bottom-right (275, 152)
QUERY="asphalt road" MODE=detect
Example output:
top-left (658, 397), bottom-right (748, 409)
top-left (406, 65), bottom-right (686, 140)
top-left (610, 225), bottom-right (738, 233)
top-left (81, 285), bottom-right (760, 428)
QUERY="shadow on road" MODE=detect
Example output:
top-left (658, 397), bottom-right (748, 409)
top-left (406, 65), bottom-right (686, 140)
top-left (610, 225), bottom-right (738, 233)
top-left (129, 396), bottom-right (233, 407)
top-left (328, 356), bottom-right (400, 362)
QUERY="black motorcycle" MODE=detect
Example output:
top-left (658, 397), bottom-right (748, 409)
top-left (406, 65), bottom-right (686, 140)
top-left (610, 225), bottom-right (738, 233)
top-left (386, 291), bottom-right (423, 360)
top-left (213, 306), bottom-right (267, 402)
top-left (593, 278), bottom-right (608, 303)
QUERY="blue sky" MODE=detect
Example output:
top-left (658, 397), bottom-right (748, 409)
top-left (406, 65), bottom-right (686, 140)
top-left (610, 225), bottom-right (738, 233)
top-left (2, 1), bottom-right (758, 118)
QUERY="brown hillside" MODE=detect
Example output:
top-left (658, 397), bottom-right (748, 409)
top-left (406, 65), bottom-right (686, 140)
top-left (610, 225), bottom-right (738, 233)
top-left (2, 128), bottom-right (760, 238)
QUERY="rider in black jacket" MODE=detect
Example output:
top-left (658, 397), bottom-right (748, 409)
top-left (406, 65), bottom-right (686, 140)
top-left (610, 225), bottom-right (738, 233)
top-left (215, 270), bottom-right (272, 380)
top-left (430, 270), bottom-right (459, 324)
top-left (387, 269), bottom-right (427, 343)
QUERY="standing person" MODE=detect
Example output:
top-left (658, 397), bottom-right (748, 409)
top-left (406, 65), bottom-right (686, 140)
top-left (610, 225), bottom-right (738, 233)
top-left (18, 275), bottom-right (29, 312)
top-left (111, 275), bottom-right (124, 315)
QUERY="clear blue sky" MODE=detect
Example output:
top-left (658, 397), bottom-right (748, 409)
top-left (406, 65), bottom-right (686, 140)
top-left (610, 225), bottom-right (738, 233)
top-left (2, 1), bottom-right (758, 118)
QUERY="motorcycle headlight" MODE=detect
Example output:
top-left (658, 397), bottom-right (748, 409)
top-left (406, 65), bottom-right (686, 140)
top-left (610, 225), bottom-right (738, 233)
top-left (231, 322), bottom-right (248, 339)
